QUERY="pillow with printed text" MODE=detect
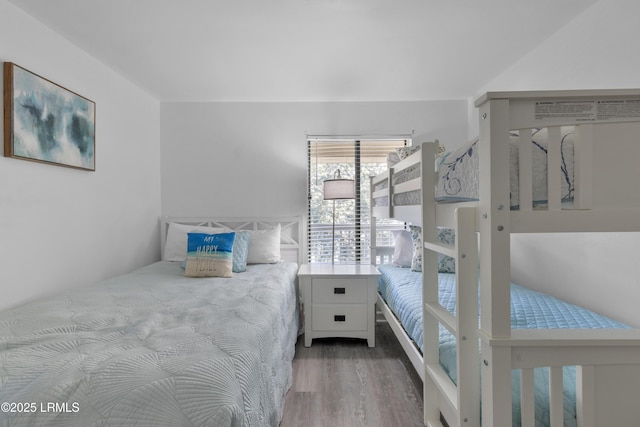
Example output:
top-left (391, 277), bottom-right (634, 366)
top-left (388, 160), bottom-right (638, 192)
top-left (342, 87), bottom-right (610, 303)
top-left (184, 232), bottom-right (236, 278)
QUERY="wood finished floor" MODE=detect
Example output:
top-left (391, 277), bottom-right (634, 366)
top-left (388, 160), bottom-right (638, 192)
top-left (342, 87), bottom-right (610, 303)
top-left (281, 322), bottom-right (424, 427)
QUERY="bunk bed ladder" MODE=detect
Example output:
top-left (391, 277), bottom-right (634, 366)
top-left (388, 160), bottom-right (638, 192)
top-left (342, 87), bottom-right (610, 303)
top-left (421, 142), bottom-right (480, 427)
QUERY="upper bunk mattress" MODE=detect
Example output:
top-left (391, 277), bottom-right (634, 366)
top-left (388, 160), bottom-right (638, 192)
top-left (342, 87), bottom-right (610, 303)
top-left (374, 128), bottom-right (575, 209)
top-left (436, 127), bottom-right (575, 207)
top-left (0, 261), bottom-right (300, 427)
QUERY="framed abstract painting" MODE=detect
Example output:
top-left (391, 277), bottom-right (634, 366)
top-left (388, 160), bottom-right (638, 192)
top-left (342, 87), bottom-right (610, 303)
top-left (3, 62), bottom-right (96, 171)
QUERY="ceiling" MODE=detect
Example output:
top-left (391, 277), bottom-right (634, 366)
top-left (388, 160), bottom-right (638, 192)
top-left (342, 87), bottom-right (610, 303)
top-left (9, 0), bottom-right (598, 102)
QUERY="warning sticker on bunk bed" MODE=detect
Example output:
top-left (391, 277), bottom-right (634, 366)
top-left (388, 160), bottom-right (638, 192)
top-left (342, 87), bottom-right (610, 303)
top-left (534, 98), bottom-right (640, 122)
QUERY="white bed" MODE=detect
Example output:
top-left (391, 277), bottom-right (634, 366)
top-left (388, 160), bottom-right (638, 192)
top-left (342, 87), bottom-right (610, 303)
top-left (370, 89), bottom-right (640, 427)
top-left (0, 217), bottom-right (303, 427)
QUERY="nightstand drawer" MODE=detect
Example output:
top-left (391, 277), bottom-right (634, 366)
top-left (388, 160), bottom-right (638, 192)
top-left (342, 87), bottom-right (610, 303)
top-left (311, 304), bottom-right (368, 331)
top-left (312, 279), bottom-right (367, 303)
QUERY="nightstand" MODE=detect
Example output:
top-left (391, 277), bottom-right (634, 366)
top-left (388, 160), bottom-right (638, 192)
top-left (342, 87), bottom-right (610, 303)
top-left (298, 264), bottom-right (380, 347)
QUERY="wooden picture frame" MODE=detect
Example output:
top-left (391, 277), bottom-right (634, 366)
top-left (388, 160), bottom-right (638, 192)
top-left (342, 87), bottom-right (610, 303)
top-left (3, 62), bottom-right (95, 171)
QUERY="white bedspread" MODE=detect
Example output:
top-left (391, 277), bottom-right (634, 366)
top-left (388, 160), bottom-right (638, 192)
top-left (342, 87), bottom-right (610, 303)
top-left (0, 261), bottom-right (300, 426)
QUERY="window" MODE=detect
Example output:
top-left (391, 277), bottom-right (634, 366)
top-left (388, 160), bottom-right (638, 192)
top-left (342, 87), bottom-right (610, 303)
top-left (307, 138), bottom-right (407, 264)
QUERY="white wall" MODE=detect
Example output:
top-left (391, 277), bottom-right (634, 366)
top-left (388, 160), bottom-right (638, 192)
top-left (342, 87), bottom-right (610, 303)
top-left (161, 100), bottom-right (468, 217)
top-left (477, 0), bottom-right (640, 327)
top-left (0, 1), bottom-right (161, 311)
top-left (479, 0), bottom-right (640, 95)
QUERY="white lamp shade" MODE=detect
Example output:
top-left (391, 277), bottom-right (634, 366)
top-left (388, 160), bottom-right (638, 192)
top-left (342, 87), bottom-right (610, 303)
top-left (323, 179), bottom-right (355, 200)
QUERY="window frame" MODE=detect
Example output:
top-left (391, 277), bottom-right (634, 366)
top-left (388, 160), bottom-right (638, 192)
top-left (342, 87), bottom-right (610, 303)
top-left (306, 137), bottom-right (409, 264)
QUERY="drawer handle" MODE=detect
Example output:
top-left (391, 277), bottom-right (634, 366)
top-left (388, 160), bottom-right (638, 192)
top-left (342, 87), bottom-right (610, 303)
top-left (334, 315), bottom-right (346, 322)
top-left (334, 287), bottom-right (346, 294)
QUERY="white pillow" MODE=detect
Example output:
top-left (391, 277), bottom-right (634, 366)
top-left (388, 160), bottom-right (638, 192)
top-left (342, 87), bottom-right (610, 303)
top-left (163, 222), bottom-right (227, 261)
top-left (247, 224), bottom-right (281, 264)
top-left (391, 229), bottom-right (413, 268)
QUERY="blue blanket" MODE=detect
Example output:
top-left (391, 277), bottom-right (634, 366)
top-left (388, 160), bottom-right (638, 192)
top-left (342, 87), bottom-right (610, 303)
top-left (377, 264), bottom-right (629, 427)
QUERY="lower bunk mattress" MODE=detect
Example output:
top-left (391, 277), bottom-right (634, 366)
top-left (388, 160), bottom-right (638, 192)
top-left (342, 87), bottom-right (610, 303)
top-left (0, 261), bottom-right (300, 427)
top-left (377, 263), bottom-right (629, 427)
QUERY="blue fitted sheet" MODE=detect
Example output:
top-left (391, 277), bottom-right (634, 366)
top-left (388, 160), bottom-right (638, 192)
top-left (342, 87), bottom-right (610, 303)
top-left (377, 263), bottom-right (629, 427)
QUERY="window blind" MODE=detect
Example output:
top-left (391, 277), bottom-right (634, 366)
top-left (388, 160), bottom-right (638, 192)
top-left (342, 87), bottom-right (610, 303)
top-left (307, 138), bottom-right (407, 264)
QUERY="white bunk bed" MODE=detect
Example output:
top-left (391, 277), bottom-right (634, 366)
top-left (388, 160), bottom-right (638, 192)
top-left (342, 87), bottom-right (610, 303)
top-left (370, 89), bottom-right (640, 427)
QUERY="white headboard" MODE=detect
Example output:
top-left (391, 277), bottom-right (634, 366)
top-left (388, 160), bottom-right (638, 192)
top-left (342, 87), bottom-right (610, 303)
top-left (160, 216), bottom-right (305, 265)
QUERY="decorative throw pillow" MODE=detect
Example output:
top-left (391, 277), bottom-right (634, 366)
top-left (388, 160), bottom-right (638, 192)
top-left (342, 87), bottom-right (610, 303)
top-left (164, 222), bottom-right (227, 261)
top-left (391, 229), bottom-right (413, 268)
top-left (437, 227), bottom-right (456, 273)
top-left (396, 143), bottom-right (446, 164)
top-left (409, 225), bottom-right (422, 272)
top-left (408, 225), bottom-right (456, 273)
top-left (247, 224), bottom-right (281, 264)
top-left (184, 232), bottom-right (235, 278)
top-left (396, 145), bottom-right (421, 160)
top-left (232, 231), bottom-right (250, 272)
top-left (179, 230), bottom-right (250, 273)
